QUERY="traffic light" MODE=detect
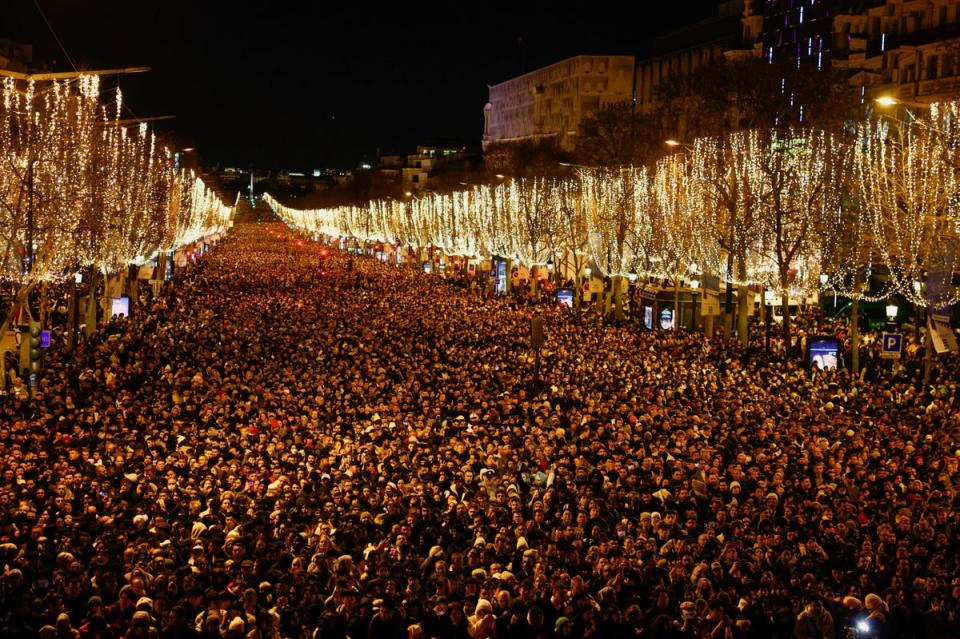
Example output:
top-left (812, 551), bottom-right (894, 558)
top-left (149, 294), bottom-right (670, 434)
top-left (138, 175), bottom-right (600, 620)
top-left (19, 321), bottom-right (43, 376)
top-left (28, 322), bottom-right (42, 374)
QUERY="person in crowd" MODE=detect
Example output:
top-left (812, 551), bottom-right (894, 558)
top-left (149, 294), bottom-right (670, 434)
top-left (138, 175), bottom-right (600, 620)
top-left (1, 215), bottom-right (959, 639)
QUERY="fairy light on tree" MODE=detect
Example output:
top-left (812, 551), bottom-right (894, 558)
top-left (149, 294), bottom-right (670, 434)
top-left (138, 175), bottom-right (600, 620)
top-left (857, 114), bottom-right (959, 307)
top-left (691, 132), bottom-right (768, 344)
top-left (857, 105), bottom-right (960, 382)
top-left (509, 177), bottom-right (557, 297)
top-left (552, 178), bottom-right (590, 306)
top-left (748, 128), bottom-right (842, 348)
top-left (652, 152), bottom-right (723, 329)
top-left (0, 72), bottom-right (232, 386)
top-left (583, 167), bottom-right (653, 318)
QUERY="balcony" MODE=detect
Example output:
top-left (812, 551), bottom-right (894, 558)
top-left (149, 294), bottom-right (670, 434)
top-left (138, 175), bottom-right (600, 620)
top-left (900, 21), bottom-right (960, 47)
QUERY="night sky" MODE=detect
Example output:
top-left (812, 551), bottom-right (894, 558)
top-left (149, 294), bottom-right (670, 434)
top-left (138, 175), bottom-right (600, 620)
top-left (5, 0), bottom-right (722, 169)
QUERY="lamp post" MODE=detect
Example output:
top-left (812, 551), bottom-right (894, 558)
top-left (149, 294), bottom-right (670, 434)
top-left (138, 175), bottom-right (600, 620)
top-left (690, 279), bottom-right (701, 331)
top-left (818, 272), bottom-right (829, 331)
top-left (69, 271), bottom-right (82, 350)
top-left (912, 280), bottom-right (923, 340)
top-left (583, 266), bottom-right (592, 311)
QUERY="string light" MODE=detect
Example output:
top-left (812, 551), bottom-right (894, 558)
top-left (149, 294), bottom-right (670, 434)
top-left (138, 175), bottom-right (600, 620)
top-left (856, 105), bottom-right (960, 308)
top-left (0, 75), bottom-right (232, 290)
top-left (265, 101), bottom-right (960, 309)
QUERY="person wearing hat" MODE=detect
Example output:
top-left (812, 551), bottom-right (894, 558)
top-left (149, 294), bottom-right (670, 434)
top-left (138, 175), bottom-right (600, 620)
top-left (468, 598), bottom-right (496, 639)
top-left (554, 616), bottom-right (574, 636)
top-left (858, 593), bottom-right (891, 639)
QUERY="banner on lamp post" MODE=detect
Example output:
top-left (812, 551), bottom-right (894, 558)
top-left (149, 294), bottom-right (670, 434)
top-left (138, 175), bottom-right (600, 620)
top-left (701, 273), bottom-right (720, 316)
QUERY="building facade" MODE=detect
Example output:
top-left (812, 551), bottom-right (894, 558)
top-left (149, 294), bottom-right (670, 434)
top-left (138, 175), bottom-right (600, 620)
top-left (482, 55), bottom-right (635, 151)
top-left (834, 0), bottom-right (960, 105)
top-left (636, 0), bottom-right (761, 114)
top-left (0, 39), bottom-right (33, 74)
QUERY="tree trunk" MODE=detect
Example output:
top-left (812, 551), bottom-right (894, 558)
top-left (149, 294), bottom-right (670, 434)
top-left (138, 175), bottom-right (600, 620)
top-left (923, 316), bottom-right (933, 385)
top-left (85, 266), bottom-right (98, 337)
top-left (613, 275), bottom-right (624, 320)
top-left (101, 271), bottom-right (112, 325)
top-left (673, 280), bottom-right (681, 330)
top-left (723, 252), bottom-right (734, 340)
top-left (781, 290), bottom-right (791, 357)
top-left (0, 281), bottom-right (39, 390)
top-left (40, 281), bottom-right (49, 326)
top-left (737, 284), bottom-right (750, 347)
top-left (68, 281), bottom-right (79, 351)
top-left (851, 297), bottom-right (860, 375)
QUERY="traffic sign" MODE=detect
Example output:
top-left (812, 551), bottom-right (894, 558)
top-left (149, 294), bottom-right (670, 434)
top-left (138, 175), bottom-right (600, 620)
top-left (881, 333), bottom-right (902, 359)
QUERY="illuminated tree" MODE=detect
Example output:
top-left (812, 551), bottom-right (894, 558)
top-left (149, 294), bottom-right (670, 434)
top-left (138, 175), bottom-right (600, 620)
top-left (0, 74), bottom-right (232, 387)
top-left (691, 132), bottom-right (767, 345)
top-left (508, 178), bottom-right (557, 296)
top-left (857, 107), bottom-right (960, 381)
top-left (582, 167), bottom-right (653, 318)
top-left (651, 152), bottom-right (723, 329)
top-left (750, 128), bottom-right (843, 348)
top-left (551, 178), bottom-right (590, 306)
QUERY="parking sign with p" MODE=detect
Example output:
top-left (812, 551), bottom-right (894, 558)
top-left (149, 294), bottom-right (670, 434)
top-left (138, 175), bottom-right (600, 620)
top-left (881, 333), bottom-right (902, 359)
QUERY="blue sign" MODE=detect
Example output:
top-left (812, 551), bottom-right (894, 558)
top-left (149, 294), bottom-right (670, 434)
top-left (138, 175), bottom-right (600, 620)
top-left (809, 338), bottom-right (839, 370)
top-left (556, 289), bottom-right (574, 308)
top-left (881, 333), bottom-right (902, 359)
top-left (495, 260), bottom-right (507, 294)
top-left (40, 330), bottom-right (51, 348)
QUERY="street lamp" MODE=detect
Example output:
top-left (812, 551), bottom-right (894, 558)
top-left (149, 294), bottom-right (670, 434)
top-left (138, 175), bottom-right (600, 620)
top-left (886, 302), bottom-right (899, 323)
top-left (69, 271), bottom-right (82, 350)
top-left (664, 139), bottom-right (694, 150)
top-left (873, 95), bottom-right (933, 110)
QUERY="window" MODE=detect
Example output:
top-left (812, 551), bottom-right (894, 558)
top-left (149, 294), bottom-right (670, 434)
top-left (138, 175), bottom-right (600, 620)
top-left (927, 54), bottom-right (938, 79)
top-left (943, 53), bottom-right (956, 78)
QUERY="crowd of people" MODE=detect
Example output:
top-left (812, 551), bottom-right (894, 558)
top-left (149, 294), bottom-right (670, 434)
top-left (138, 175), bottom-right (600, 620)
top-left (1, 211), bottom-right (959, 639)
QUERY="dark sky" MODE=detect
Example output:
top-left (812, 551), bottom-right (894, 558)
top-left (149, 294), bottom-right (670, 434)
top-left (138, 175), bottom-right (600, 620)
top-left (5, 0), bottom-right (722, 169)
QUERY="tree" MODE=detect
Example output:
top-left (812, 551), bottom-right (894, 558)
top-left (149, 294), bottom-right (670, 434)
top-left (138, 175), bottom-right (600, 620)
top-left (575, 103), bottom-right (666, 168)
top-left (582, 167), bottom-right (653, 318)
top-left (749, 129), bottom-right (843, 350)
top-left (651, 152), bottom-right (723, 330)
top-left (691, 132), bottom-right (767, 345)
top-left (656, 55), bottom-right (863, 141)
top-left (551, 179), bottom-right (590, 306)
top-left (483, 137), bottom-right (570, 178)
top-left (856, 106), bottom-right (960, 382)
top-left (509, 178), bottom-right (557, 297)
